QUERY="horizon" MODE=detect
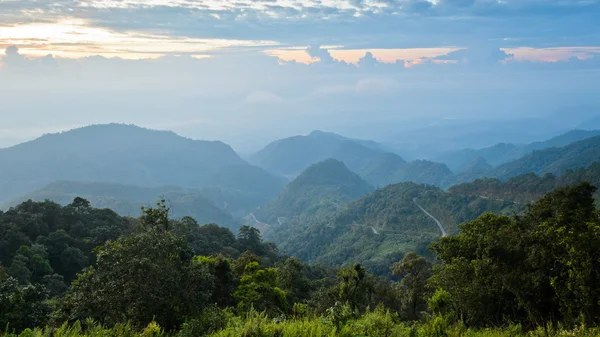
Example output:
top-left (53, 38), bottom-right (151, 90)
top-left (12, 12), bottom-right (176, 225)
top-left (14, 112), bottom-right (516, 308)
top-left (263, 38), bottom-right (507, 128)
top-left (1, 0), bottom-right (600, 154)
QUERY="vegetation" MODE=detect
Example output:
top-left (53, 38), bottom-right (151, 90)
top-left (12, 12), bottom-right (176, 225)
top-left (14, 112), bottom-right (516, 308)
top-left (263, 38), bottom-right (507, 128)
top-left (450, 162), bottom-right (600, 204)
top-left (5, 181), bottom-right (242, 231)
top-left (250, 130), bottom-right (455, 188)
top-left (435, 129), bottom-right (600, 172)
top-left (2, 183), bottom-right (600, 336)
top-left (257, 159), bottom-right (373, 224)
top-left (490, 135), bottom-right (600, 180)
top-left (0, 124), bottom-right (287, 209)
top-left (266, 182), bottom-right (520, 276)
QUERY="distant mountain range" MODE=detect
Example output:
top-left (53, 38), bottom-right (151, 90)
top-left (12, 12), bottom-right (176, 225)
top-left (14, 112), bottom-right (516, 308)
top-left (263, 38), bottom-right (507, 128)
top-left (251, 130), bottom-right (453, 187)
top-left (0, 124), bottom-right (287, 211)
top-left (489, 135), bottom-right (600, 180)
top-left (435, 130), bottom-right (600, 172)
top-left (449, 162), bottom-right (600, 205)
top-left (5, 181), bottom-right (241, 231)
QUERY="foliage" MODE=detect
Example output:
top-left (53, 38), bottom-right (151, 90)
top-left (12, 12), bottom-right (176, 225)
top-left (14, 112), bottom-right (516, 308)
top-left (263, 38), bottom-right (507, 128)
top-left (0, 199), bottom-right (133, 289)
top-left (490, 135), bottom-right (600, 180)
top-left (392, 252), bottom-right (432, 320)
top-left (0, 278), bottom-right (52, 332)
top-left (429, 183), bottom-right (600, 328)
top-left (234, 261), bottom-right (288, 315)
top-left (450, 163), bottom-right (600, 205)
top-left (258, 159), bottom-right (373, 224)
top-left (268, 182), bottom-right (518, 276)
top-left (0, 124), bottom-right (286, 211)
top-left (56, 203), bottom-right (215, 331)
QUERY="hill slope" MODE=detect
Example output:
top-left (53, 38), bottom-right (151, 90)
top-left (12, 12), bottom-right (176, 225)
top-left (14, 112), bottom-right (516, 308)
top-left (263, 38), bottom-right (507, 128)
top-left (450, 162), bottom-right (600, 204)
top-left (436, 129), bottom-right (600, 172)
top-left (266, 182), bottom-right (519, 275)
top-left (0, 124), bottom-right (287, 208)
top-left (257, 159), bottom-right (373, 224)
top-left (6, 181), bottom-right (242, 231)
top-left (251, 131), bottom-right (393, 177)
top-left (490, 135), bottom-right (600, 180)
top-left (251, 130), bottom-right (454, 188)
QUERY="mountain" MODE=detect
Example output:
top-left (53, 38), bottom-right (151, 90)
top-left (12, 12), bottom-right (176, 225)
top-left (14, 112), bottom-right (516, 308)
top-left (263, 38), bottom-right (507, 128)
top-left (490, 135), bottom-right (600, 180)
top-left (5, 181), bottom-right (242, 231)
top-left (436, 129), bottom-right (600, 172)
top-left (266, 182), bottom-right (520, 275)
top-left (390, 160), bottom-right (454, 187)
top-left (257, 159), bottom-right (373, 224)
top-left (0, 124), bottom-right (287, 208)
top-left (251, 130), bottom-right (455, 188)
top-left (450, 162), bottom-right (600, 204)
top-left (250, 130), bottom-right (390, 177)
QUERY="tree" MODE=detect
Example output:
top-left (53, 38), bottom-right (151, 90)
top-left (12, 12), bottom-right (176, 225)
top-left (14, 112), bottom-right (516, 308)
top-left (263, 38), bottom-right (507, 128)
top-left (277, 257), bottom-right (311, 305)
top-left (392, 252), bottom-right (432, 320)
top-left (193, 255), bottom-right (236, 307)
top-left (336, 264), bottom-right (374, 311)
top-left (429, 183), bottom-right (600, 328)
top-left (234, 261), bottom-right (288, 315)
top-left (58, 205), bottom-right (215, 331)
top-left (0, 277), bottom-right (52, 331)
top-left (70, 197), bottom-right (91, 209)
top-left (236, 226), bottom-right (263, 255)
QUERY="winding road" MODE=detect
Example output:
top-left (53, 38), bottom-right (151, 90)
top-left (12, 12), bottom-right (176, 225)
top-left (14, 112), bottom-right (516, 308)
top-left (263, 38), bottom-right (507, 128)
top-left (413, 198), bottom-right (448, 237)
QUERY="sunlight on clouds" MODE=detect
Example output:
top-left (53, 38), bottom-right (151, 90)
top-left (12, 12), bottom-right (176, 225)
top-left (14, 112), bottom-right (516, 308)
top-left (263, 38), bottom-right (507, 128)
top-left (265, 49), bottom-right (318, 64)
top-left (0, 20), bottom-right (278, 59)
top-left (82, 0), bottom-right (354, 11)
top-left (505, 47), bottom-right (600, 62)
top-left (329, 48), bottom-right (460, 64)
top-left (266, 47), bottom-right (461, 65)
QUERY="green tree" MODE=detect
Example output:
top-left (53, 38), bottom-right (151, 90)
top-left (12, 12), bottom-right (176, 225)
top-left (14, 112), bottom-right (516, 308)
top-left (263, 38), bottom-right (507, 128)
top-left (58, 204), bottom-right (215, 331)
top-left (336, 264), bottom-right (374, 311)
top-left (234, 261), bottom-right (288, 315)
top-left (193, 255), bottom-right (236, 307)
top-left (392, 252), bottom-right (432, 320)
top-left (277, 257), bottom-right (311, 306)
top-left (0, 277), bottom-right (52, 331)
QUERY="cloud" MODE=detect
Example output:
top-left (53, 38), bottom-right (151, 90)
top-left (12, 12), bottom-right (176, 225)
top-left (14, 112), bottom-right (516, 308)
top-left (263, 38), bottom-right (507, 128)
top-left (3, 46), bottom-right (27, 66)
top-left (306, 46), bottom-right (336, 64)
top-left (358, 52), bottom-right (380, 67)
top-left (1, 0), bottom-right (599, 54)
top-left (435, 46), bottom-right (514, 66)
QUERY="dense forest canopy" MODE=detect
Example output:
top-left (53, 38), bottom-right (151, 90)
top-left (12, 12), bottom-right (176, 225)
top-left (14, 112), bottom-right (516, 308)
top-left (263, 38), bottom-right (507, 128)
top-left (2, 182), bottom-right (600, 336)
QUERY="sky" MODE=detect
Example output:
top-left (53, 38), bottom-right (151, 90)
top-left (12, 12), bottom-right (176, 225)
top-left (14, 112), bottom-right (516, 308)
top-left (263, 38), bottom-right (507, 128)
top-left (0, 0), bottom-right (599, 153)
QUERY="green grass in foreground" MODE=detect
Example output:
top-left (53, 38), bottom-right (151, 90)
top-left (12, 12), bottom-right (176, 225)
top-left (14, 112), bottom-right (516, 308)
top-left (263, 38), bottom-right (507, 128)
top-left (3, 308), bottom-right (599, 337)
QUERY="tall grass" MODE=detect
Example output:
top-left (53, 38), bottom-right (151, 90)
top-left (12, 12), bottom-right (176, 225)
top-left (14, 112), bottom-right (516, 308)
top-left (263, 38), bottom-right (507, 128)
top-left (2, 311), bottom-right (599, 337)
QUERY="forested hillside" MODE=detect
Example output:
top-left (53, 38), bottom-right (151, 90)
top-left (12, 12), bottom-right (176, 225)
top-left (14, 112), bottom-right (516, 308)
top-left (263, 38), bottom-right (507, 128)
top-left (252, 131), bottom-right (454, 188)
top-left (0, 124), bottom-right (287, 207)
top-left (3, 184), bottom-right (600, 336)
top-left (6, 181), bottom-right (242, 231)
top-left (450, 162), bottom-right (600, 204)
top-left (490, 135), bottom-right (600, 180)
top-left (257, 159), bottom-right (373, 224)
top-left (250, 131), bottom-right (387, 176)
top-left (266, 182), bottom-right (519, 275)
top-left (436, 129), bottom-right (600, 172)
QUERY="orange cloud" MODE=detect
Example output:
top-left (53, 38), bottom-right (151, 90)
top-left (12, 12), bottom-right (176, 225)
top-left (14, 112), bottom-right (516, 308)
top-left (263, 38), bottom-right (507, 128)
top-left (504, 47), bottom-right (600, 63)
